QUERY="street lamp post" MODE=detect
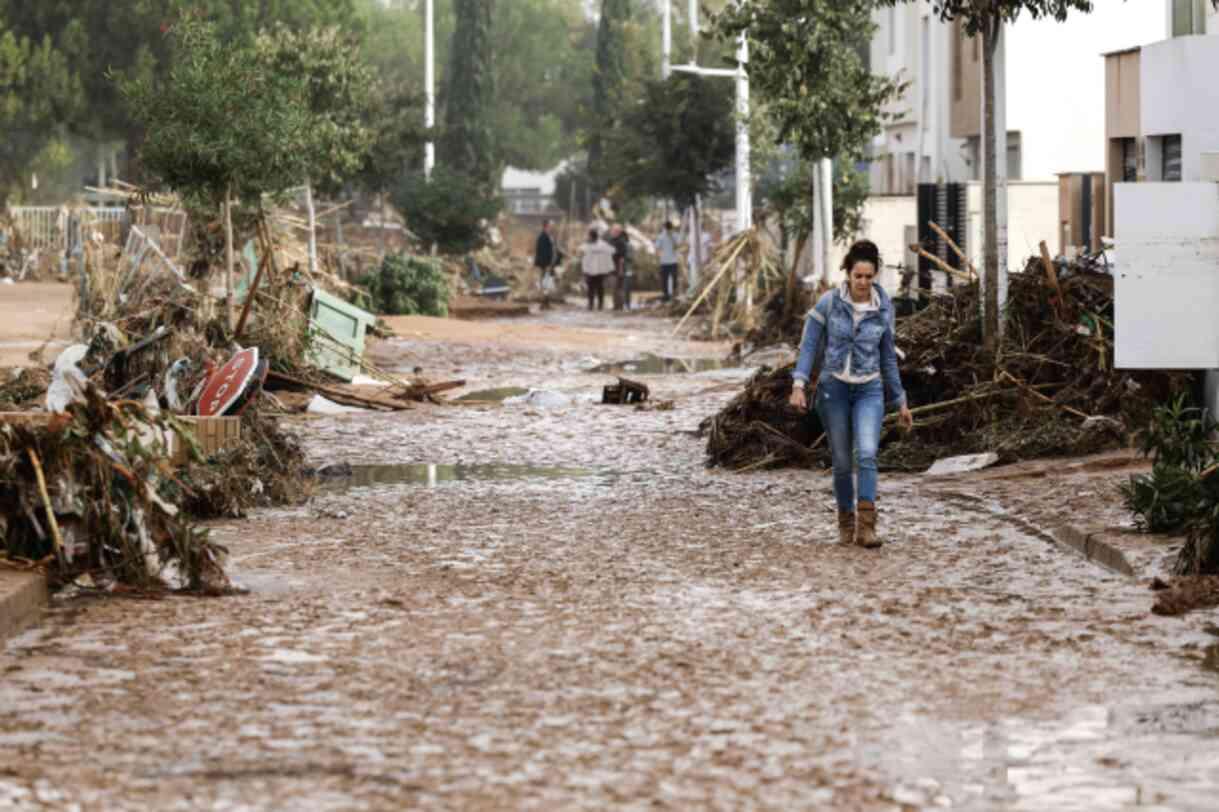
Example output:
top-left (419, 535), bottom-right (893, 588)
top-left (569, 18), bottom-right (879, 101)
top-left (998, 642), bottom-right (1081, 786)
top-left (424, 0), bottom-right (435, 180)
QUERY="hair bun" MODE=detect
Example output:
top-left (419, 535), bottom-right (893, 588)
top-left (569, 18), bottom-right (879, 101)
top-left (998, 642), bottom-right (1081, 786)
top-left (841, 239), bottom-right (881, 272)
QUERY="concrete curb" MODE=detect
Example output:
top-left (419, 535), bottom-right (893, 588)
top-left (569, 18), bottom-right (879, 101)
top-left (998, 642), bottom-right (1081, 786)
top-left (0, 571), bottom-right (49, 646)
top-left (1050, 525), bottom-right (1137, 577)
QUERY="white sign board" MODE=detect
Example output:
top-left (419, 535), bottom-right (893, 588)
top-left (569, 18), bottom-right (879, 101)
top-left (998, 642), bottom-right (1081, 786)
top-left (1113, 182), bottom-right (1219, 369)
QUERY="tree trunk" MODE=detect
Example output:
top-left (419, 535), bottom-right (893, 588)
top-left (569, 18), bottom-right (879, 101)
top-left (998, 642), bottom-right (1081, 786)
top-left (334, 208), bottom-right (346, 280)
top-left (224, 183), bottom-right (235, 332)
top-left (980, 18), bottom-right (999, 352)
top-left (304, 180), bottom-right (318, 277)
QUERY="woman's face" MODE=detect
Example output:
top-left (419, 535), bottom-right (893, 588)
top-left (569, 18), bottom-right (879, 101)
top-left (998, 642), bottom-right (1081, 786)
top-left (848, 260), bottom-right (877, 299)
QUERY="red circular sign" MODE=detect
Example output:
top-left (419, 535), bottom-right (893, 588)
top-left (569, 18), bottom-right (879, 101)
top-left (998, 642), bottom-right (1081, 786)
top-left (197, 347), bottom-right (259, 417)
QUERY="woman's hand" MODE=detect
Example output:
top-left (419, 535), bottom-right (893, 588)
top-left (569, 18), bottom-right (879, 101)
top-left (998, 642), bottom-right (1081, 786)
top-left (789, 386), bottom-right (808, 411)
top-left (898, 404), bottom-right (914, 432)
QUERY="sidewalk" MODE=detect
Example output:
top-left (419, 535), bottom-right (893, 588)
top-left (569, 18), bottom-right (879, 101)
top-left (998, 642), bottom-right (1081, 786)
top-left (920, 449), bottom-right (1180, 581)
top-left (0, 571), bottom-right (48, 644)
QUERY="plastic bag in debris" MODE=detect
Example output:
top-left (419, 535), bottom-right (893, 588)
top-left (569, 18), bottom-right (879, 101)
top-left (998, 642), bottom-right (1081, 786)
top-left (46, 344), bottom-right (89, 413)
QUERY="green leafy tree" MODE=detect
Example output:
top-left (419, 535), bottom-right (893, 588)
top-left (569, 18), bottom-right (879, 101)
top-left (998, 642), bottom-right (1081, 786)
top-left (391, 166), bottom-right (501, 255)
top-left (608, 74), bottom-right (735, 210)
top-left (589, 0), bottom-right (631, 192)
top-left (878, 0), bottom-right (1095, 351)
top-left (0, 1), bottom-right (361, 177)
top-left (713, 1), bottom-right (903, 166)
top-left (759, 158), bottom-right (869, 251)
top-left (119, 18), bottom-right (315, 327)
top-left (439, 0), bottom-right (497, 192)
top-left (713, 1), bottom-right (903, 285)
top-left (253, 25), bottom-right (375, 195)
top-left (0, 25), bottom-right (82, 206)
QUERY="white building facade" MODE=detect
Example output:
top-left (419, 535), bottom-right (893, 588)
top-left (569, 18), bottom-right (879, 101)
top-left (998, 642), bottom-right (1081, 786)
top-left (866, 1), bottom-right (1167, 195)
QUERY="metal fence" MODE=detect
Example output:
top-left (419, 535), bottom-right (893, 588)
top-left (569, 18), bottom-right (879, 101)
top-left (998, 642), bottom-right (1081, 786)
top-left (8, 206), bottom-right (67, 250)
top-left (9, 205), bottom-right (189, 258)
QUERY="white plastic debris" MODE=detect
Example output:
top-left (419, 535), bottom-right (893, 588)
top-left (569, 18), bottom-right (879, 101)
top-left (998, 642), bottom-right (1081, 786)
top-left (306, 395), bottom-right (368, 414)
top-left (503, 389), bottom-right (573, 409)
top-left (45, 344), bottom-right (90, 413)
top-left (925, 452), bottom-right (1000, 476)
top-left (349, 374), bottom-right (391, 387)
top-left (163, 358), bottom-right (192, 412)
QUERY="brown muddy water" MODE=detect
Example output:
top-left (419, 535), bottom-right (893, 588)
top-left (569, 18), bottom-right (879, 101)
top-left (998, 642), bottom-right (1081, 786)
top-left (2, 306), bottom-right (1217, 810)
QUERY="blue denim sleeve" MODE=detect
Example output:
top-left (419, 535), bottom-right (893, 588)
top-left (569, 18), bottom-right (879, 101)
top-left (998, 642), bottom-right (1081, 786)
top-left (793, 300), bottom-right (827, 384)
top-left (880, 305), bottom-right (907, 408)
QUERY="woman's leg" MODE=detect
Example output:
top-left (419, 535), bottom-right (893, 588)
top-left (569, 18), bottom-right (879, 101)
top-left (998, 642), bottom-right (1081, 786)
top-left (816, 378), bottom-right (855, 511)
top-left (851, 379), bottom-right (885, 504)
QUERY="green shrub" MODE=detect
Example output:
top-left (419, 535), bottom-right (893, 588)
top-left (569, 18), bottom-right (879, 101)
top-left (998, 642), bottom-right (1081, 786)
top-left (1121, 396), bottom-right (1219, 574)
top-left (391, 166), bottom-right (501, 254)
top-left (355, 253), bottom-right (449, 317)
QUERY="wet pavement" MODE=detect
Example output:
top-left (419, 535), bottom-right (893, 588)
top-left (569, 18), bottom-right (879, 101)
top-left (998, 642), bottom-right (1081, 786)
top-left (2, 305), bottom-right (1218, 810)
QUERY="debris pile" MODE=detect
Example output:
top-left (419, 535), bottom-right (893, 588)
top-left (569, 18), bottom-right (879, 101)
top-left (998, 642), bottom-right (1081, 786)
top-left (672, 228), bottom-right (786, 340)
top-left (703, 252), bottom-right (1190, 472)
top-left (0, 386), bottom-right (230, 592)
top-left (0, 204), bottom-right (426, 591)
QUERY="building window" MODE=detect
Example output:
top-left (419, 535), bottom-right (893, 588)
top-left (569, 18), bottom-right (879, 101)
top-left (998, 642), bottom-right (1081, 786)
top-left (1119, 138), bottom-right (1138, 182)
top-left (1172, 0), bottom-right (1208, 36)
top-left (1163, 134), bottom-right (1183, 181)
top-left (1006, 131), bottom-right (1022, 181)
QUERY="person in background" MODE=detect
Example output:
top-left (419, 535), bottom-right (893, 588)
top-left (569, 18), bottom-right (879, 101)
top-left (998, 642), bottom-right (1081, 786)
top-left (609, 224), bottom-right (632, 311)
top-left (580, 228), bottom-right (615, 311)
top-left (533, 219), bottom-right (560, 305)
top-left (654, 221), bottom-right (681, 302)
top-left (788, 239), bottom-right (914, 549)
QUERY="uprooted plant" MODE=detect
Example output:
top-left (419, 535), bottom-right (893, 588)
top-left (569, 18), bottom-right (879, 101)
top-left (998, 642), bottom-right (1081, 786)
top-left (1121, 396), bottom-right (1219, 575)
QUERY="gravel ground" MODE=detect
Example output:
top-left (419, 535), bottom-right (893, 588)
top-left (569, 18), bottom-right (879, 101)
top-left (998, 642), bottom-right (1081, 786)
top-left (2, 306), bottom-right (1218, 811)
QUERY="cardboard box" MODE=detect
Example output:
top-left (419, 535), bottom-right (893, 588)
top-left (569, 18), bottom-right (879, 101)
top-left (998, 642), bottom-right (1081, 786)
top-left (171, 416), bottom-right (241, 465)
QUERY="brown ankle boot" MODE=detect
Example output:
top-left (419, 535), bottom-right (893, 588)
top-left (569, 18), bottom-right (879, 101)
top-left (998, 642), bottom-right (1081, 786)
top-left (837, 510), bottom-right (855, 544)
top-left (855, 501), bottom-right (881, 548)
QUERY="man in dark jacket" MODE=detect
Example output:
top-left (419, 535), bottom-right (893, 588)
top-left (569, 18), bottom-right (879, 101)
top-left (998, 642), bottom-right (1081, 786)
top-left (533, 220), bottom-right (560, 306)
top-left (609, 224), bottom-right (631, 311)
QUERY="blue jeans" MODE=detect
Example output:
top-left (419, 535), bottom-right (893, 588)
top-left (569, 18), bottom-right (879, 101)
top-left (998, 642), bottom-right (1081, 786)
top-left (815, 376), bottom-right (884, 511)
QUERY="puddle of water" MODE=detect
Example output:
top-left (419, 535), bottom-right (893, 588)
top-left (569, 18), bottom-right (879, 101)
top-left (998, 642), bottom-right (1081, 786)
top-left (588, 354), bottom-right (735, 376)
top-left (453, 387), bottom-right (530, 403)
top-left (320, 463), bottom-right (597, 491)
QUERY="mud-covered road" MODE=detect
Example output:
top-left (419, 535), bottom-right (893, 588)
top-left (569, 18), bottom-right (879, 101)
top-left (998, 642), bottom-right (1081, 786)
top-left (3, 307), bottom-right (1218, 811)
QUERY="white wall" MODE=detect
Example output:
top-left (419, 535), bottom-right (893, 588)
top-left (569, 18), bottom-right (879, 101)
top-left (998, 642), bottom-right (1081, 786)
top-left (831, 195), bottom-right (916, 293)
top-left (1113, 182), bottom-right (1219, 371)
top-left (963, 181), bottom-right (1059, 270)
top-left (1005, 3), bottom-right (1167, 180)
top-left (1140, 34), bottom-right (1219, 180)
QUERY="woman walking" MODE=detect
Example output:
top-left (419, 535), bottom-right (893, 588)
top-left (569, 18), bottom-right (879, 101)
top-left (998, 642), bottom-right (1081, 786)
top-left (580, 228), bottom-right (615, 311)
top-left (789, 240), bottom-right (913, 548)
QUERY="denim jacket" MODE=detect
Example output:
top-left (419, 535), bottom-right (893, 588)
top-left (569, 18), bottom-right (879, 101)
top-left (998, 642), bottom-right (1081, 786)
top-left (793, 283), bottom-right (907, 408)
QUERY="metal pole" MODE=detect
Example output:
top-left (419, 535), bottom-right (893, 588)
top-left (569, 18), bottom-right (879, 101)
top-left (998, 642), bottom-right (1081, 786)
top-left (993, 23), bottom-right (1008, 335)
top-left (688, 0), bottom-right (699, 57)
top-left (424, 0), bottom-right (435, 179)
top-left (819, 156), bottom-right (833, 285)
top-left (735, 30), bottom-right (751, 236)
top-left (662, 0), bottom-right (672, 79)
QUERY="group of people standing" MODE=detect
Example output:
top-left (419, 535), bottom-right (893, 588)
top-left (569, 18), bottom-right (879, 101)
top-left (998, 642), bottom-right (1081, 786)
top-left (535, 218), bottom-right (714, 312)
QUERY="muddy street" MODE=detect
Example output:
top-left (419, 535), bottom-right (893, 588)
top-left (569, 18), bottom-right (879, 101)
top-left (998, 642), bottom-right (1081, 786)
top-left (3, 307), bottom-right (1218, 811)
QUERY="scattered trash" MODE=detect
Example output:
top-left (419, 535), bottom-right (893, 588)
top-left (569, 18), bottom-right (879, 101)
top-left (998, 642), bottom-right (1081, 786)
top-left (925, 452), bottom-right (1000, 476)
top-left (453, 387), bottom-right (530, 403)
top-left (588, 355), bottom-right (735, 376)
top-left (44, 345), bottom-right (89, 413)
top-left (602, 377), bottom-right (650, 405)
top-left (306, 395), bottom-right (368, 415)
top-left (504, 389), bottom-right (574, 409)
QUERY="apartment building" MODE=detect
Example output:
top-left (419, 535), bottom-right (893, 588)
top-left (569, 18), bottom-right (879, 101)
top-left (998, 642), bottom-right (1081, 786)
top-left (867, 1), bottom-right (1165, 195)
top-left (1105, 0), bottom-right (1219, 223)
